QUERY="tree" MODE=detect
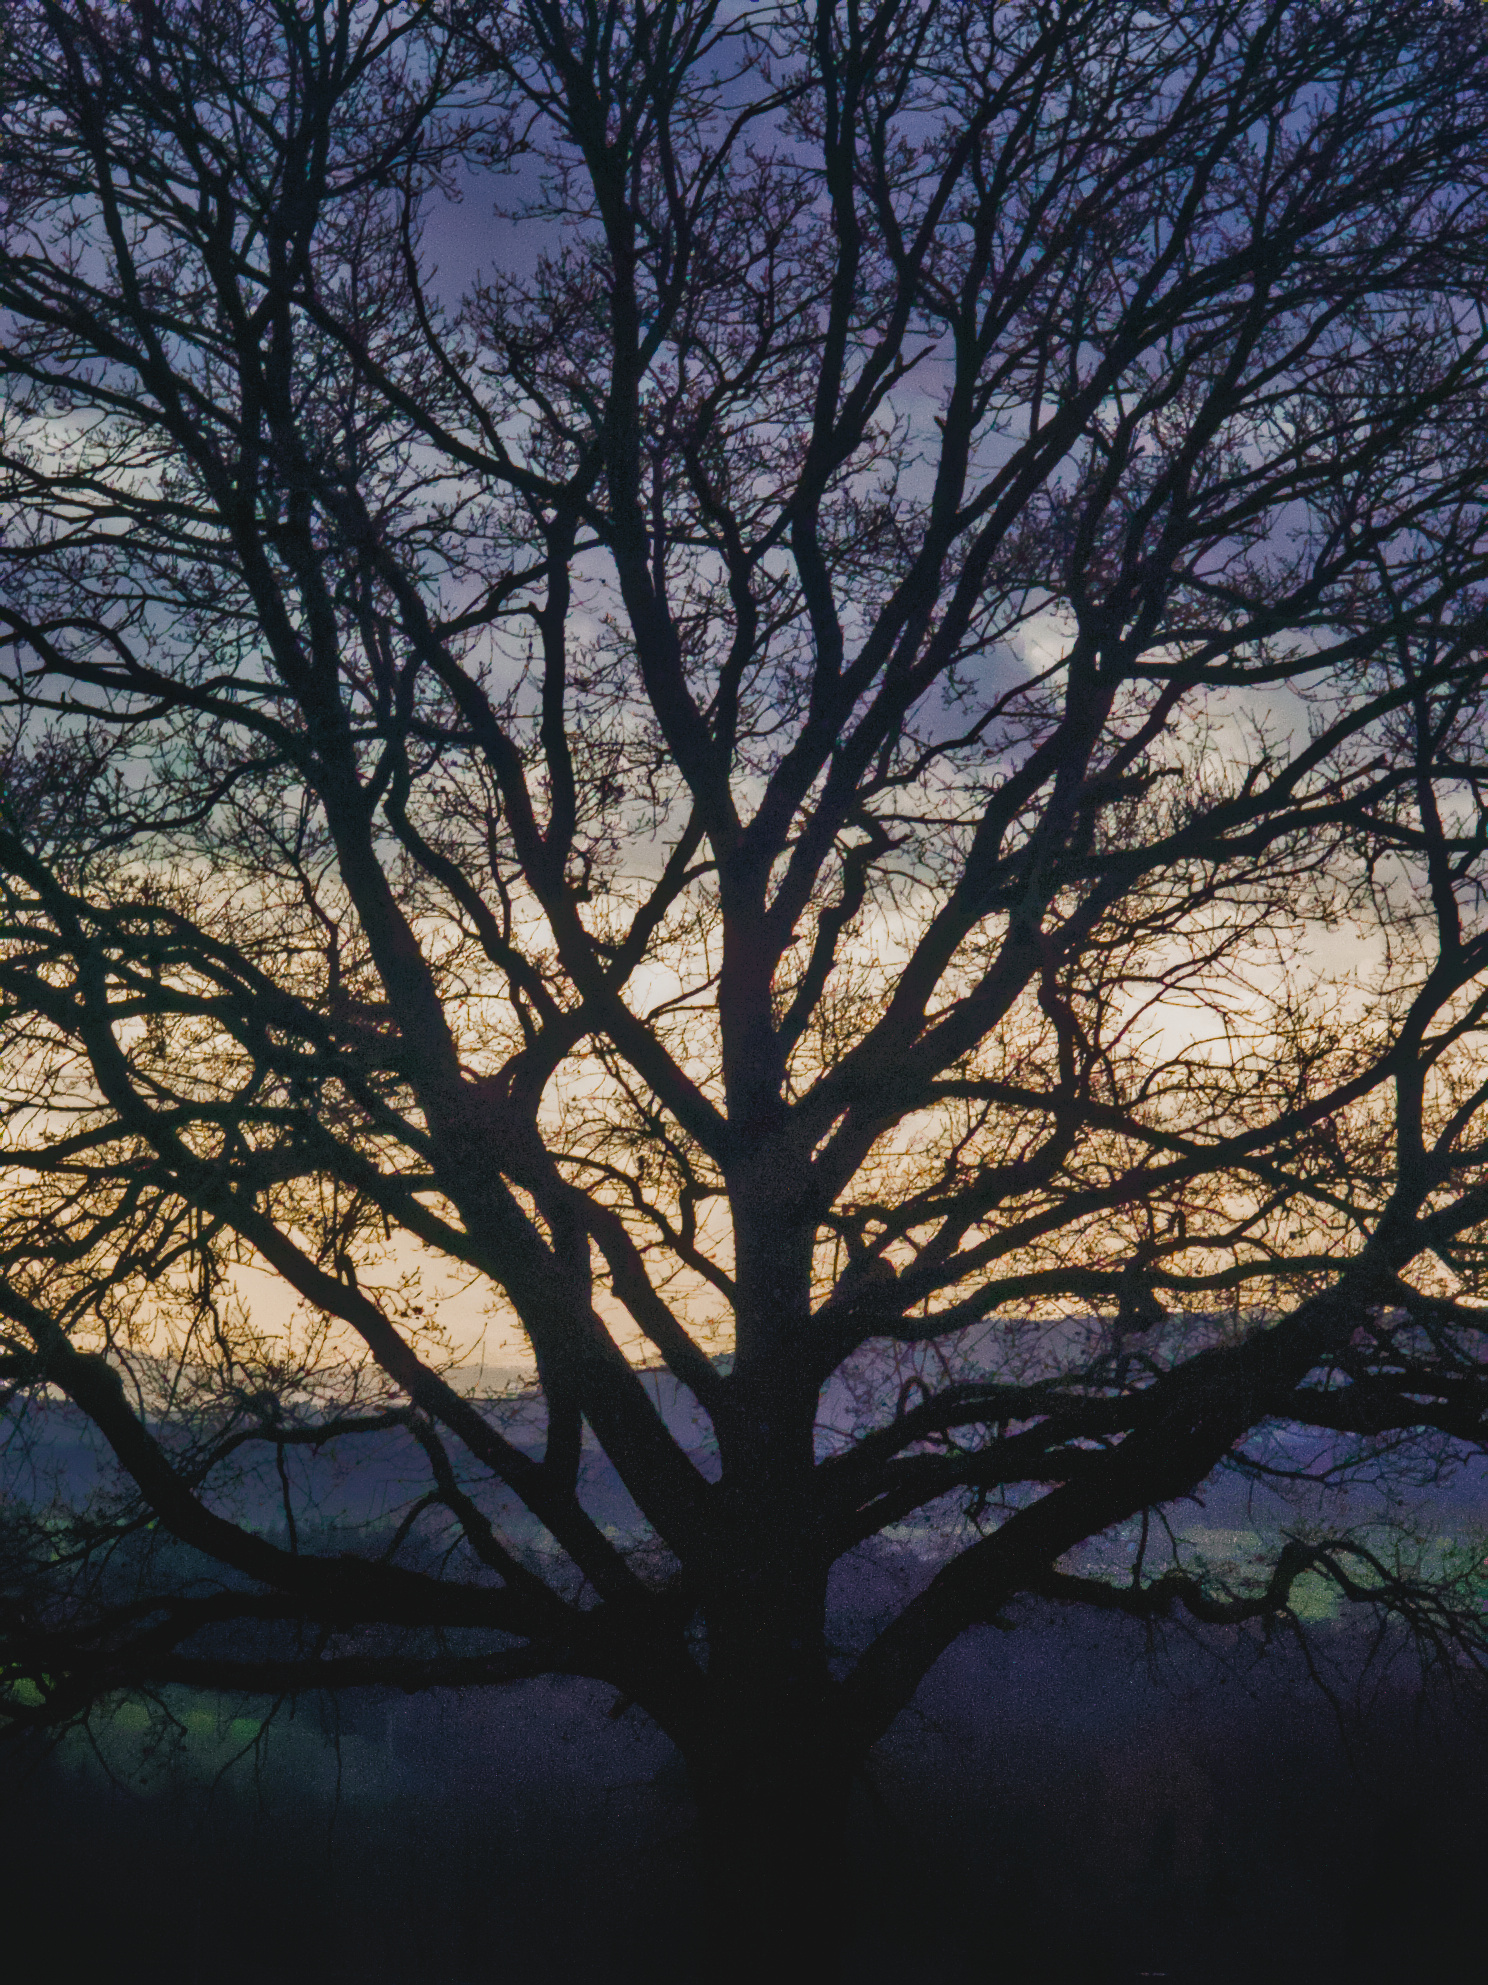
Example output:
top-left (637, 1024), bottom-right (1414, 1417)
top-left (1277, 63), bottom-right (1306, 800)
top-left (2, 0), bottom-right (1488, 1971)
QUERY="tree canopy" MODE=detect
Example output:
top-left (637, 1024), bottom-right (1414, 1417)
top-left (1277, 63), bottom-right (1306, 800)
top-left (3, 1), bottom-right (1488, 1971)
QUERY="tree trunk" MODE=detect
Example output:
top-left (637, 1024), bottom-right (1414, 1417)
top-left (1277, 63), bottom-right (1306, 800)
top-left (688, 1732), bottom-right (853, 1983)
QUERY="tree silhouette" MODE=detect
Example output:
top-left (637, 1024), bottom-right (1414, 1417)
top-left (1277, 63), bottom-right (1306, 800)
top-left (3, 2), bottom-right (1488, 1972)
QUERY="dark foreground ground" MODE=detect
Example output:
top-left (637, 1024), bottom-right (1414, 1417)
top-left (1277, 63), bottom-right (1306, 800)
top-left (3, 1604), bottom-right (1484, 1985)
top-left (5, 1392), bottom-right (1483, 1980)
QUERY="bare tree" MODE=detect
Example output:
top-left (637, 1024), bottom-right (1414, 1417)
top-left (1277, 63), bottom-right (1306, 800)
top-left (3, 0), bottom-right (1488, 1970)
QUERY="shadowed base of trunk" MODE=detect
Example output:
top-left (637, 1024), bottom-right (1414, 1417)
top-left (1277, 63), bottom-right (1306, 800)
top-left (689, 1735), bottom-right (853, 1983)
